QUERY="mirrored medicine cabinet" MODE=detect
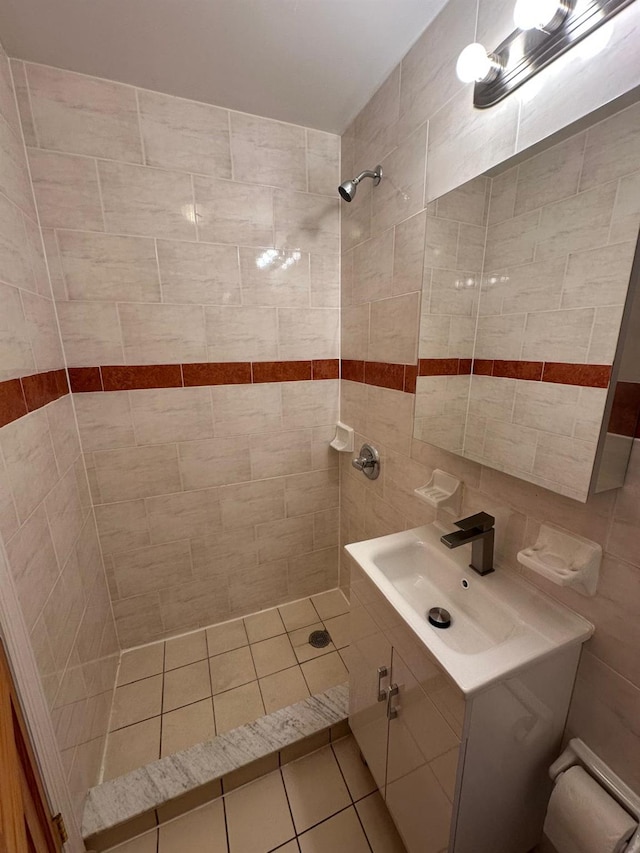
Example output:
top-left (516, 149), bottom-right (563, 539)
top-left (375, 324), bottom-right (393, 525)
top-left (414, 98), bottom-right (640, 502)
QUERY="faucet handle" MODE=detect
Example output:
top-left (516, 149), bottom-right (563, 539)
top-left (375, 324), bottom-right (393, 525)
top-left (454, 511), bottom-right (495, 532)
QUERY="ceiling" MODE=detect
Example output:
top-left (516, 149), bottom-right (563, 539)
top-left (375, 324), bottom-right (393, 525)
top-left (0, 0), bottom-right (449, 134)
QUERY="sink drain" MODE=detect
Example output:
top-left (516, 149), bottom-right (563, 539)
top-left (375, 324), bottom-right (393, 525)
top-left (309, 629), bottom-right (331, 648)
top-left (428, 607), bottom-right (452, 629)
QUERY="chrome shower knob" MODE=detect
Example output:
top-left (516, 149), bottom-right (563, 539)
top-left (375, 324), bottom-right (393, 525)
top-left (352, 444), bottom-right (380, 480)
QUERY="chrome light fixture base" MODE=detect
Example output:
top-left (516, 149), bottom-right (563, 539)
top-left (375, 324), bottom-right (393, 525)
top-left (473, 0), bottom-right (634, 109)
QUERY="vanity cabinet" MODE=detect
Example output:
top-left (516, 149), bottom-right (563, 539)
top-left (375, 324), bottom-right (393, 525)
top-left (349, 561), bottom-right (582, 853)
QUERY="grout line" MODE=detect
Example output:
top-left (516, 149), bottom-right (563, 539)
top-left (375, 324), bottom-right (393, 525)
top-left (279, 764), bottom-right (299, 839)
top-left (134, 88), bottom-right (147, 166)
top-left (330, 744), bottom-right (375, 852)
top-left (221, 791), bottom-right (231, 853)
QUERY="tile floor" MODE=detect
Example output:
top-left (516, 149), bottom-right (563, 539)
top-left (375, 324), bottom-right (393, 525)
top-left (103, 590), bottom-right (350, 781)
top-left (107, 736), bottom-right (407, 852)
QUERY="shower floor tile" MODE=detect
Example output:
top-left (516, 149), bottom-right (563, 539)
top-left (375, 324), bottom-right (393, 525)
top-left (106, 738), bottom-right (407, 853)
top-left (103, 591), bottom-right (350, 782)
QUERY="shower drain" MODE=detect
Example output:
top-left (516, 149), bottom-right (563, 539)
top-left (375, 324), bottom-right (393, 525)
top-left (308, 629), bottom-right (331, 649)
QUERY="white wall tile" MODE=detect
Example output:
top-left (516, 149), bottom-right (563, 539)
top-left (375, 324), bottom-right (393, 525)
top-left (26, 64), bottom-right (142, 163)
top-left (138, 89), bottom-right (231, 177)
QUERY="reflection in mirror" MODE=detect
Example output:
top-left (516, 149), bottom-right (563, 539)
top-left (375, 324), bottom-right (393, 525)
top-left (414, 99), bottom-right (640, 502)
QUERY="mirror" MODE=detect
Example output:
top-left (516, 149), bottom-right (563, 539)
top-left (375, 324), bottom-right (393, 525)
top-left (414, 99), bottom-right (640, 502)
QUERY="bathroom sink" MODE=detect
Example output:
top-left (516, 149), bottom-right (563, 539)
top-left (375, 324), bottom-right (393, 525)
top-left (345, 523), bottom-right (593, 694)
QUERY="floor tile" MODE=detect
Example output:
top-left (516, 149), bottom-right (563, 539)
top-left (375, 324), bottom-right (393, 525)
top-left (278, 599), bottom-right (319, 632)
top-left (110, 675), bottom-right (163, 731)
top-left (298, 806), bottom-right (370, 853)
top-left (301, 652), bottom-right (348, 695)
top-left (332, 736), bottom-right (376, 801)
top-left (251, 634), bottom-right (297, 677)
top-left (161, 698), bottom-right (215, 757)
top-left (109, 830), bottom-right (158, 852)
top-left (158, 800), bottom-right (227, 853)
top-left (288, 623), bottom-right (336, 663)
top-left (323, 613), bottom-right (350, 649)
top-left (213, 680), bottom-right (265, 734)
top-left (225, 770), bottom-right (295, 853)
top-left (260, 666), bottom-right (310, 714)
top-left (271, 843), bottom-right (299, 852)
top-left (118, 643), bottom-right (165, 686)
top-left (164, 630), bottom-right (208, 671)
top-left (282, 746), bottom-right (351, 833)
top-left (103, 717), bottom-right (161, 780)
top-left (244, 607), bottom-right (286, 643)
top-left (311, 589), bottom-right (349, 620)
top-left (356, 791), bottom-right (407, 852)
top-left (209, 646), bottom-right (256, 694)
top-left (163, 660), bottom-right (211, 712)
top-left (206, 618), bottom-right (248, 657)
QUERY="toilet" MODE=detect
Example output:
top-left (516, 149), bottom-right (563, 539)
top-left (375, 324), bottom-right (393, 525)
top-left (540, 739), bottom-right (640, 853)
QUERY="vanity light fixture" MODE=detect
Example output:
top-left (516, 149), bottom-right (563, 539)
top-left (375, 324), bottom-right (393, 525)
top-left (455, 43), bottom-right (503, 83)
top-left (513, 0), bottom-right (570, 32)
top-left (459, 0), bottom-right (634, 108)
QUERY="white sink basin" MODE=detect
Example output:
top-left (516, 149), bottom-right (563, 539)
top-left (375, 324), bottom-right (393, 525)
top-left (345, 523), bottom-right (593, 695)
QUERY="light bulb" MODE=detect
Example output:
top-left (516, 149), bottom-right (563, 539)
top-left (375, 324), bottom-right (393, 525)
top-left (456, 43), bottom-right (502, 84)
top-left (513, 0), bottom-right (568, 32)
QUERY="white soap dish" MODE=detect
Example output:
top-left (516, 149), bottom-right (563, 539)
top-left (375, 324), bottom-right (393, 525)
top-left (415, 470), bottom-right (463, 515)
top-left (517, 524), bottom-right (602, 596)
top-left (329, 422), bottom-right (355, 452)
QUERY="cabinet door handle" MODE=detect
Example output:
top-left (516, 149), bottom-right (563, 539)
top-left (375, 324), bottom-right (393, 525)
top-left (376, 666), bottom-right (388, 702)
top-left (386, 683), bottom-right (399, 720)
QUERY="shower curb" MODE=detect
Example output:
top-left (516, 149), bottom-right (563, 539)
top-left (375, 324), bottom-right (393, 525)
top-left (83, 683), bottom-right (349, 849)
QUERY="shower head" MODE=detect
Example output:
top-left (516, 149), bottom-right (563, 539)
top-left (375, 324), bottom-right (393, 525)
top-left (338, 166), bottom-right (382, 202)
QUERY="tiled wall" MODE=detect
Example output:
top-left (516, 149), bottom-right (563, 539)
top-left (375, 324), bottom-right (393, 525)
top-left (13, 60), bottom-right (342, 647)
top-left (340, 0), bottom-right (640, 795)
top-left (0, 44), bottom-right (118, 817)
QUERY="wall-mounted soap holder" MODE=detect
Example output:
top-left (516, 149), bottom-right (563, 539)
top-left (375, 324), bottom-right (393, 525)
top-left (415, 470), bottom-right (463, 516)
top-left (330, 422), bottom-right (355, 453)
top-left (517, 524), bottom-right (602, 597)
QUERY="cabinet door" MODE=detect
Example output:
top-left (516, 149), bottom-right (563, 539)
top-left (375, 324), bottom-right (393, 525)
top-left (348, 566), bottom-right (392, 794)
top-left (385, 642), bottom-right (462, 853)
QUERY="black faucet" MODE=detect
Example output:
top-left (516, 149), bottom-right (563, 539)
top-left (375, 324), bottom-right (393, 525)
top-left (440, 512), bottom-right (495, 576)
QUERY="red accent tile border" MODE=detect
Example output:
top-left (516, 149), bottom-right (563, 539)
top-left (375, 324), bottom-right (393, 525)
top-left (0, 369), bottom-right (69, 428)
top-left (419, 358), bottom-right (472, 377)
top-left (341, 360), bottom-right (365, 383)
top-left (365, 361), bottom-right (405, 391)
top-left (69, 360), bottom-right (340, 392)
top-left (252, 361), bottom-right (312, 383)
top-left (469, 359), bottom-right (612, 389)
top-left (2, 359), bottom-right (606, 417)
top-left (542, 362), bottom-right (612, 388)
top-left (0, 378), bottom-right (28, 428)
top-left (68, 367), bottom-right (103, 393)
top-left (493, 360), bottom-right (543, 381)
top-left (102, 364), bottom-right (183, 391)
top-left (312, 359), bottom-right (340, 380)
top-left (183, 362), bottom-right (252, 387)
top-left (404, 365), bottom-right (418, 395)
top-left (21, 369), bottom-right (69, 411)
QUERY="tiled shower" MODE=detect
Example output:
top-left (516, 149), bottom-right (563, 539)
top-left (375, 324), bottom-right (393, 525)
top-left (0, 49), bottom-right (345, 829)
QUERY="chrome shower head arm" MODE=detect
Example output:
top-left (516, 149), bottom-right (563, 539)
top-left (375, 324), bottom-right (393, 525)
top-left (353, 166), bottom-right (382, 186)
